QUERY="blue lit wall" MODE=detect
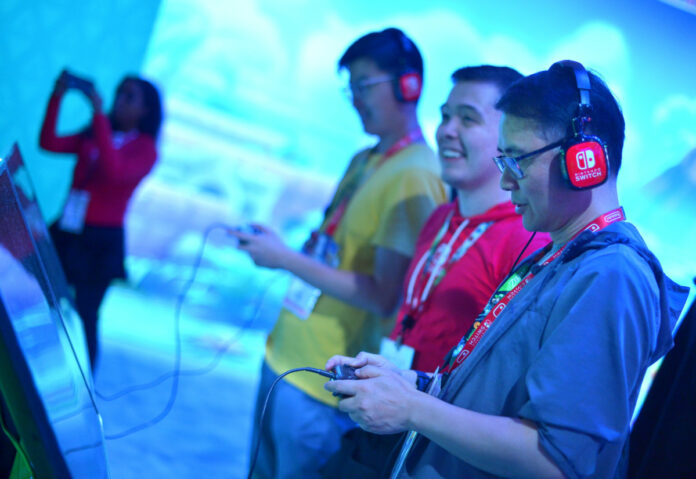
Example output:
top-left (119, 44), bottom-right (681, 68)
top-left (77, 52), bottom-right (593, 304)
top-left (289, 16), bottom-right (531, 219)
top-left (132, 0), bottom-right (696, 290)
top-left (2, 0), bottom-right (694, 294)
top-left (0, 0), bottom-right (162, 219)
top-left (1, 1), bottom-right (694, 473)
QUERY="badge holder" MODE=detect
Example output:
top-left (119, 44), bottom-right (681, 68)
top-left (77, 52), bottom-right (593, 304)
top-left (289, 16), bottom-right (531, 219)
top-left (58, 189), bottom-right (90, 234)
top-left (282, 232), bottom-right (339, 320)
top-left (379, 337), bottom-right (415, 370)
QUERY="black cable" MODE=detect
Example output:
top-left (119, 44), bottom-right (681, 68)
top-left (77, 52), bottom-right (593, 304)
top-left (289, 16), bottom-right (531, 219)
top-left (247, 367), bottom-right (335, 479)
top-left (97, 222), bottom-right (224, 402)
top-left (510, 231), bottom-right (537, 273)
top-left (100, 223), bottom-right (278, 440)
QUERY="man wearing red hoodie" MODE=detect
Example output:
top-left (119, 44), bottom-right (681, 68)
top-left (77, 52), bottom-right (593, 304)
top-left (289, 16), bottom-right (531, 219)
top-left (384, 65), bottom-right (550, 374)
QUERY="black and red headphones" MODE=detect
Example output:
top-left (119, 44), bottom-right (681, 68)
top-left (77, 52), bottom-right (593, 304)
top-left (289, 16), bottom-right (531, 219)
top-left (551, 60), bottom-right (610, 190)
top-left (386, 28), bottom-right (422, 103)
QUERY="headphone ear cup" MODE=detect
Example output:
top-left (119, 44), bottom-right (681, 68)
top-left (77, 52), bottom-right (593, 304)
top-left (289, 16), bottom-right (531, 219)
top-left (561, 136), bottom-right (610, 189)
top-left (394, 72), bottom-right (422, 102)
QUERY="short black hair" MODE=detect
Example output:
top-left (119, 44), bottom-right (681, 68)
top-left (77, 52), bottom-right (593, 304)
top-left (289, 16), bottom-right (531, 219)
top-left (338, 27), bottom-right (424, 83)
top-left (496, 62), bottom-right (625, 174)
top-left (451, 65), bottom-right (523, 96)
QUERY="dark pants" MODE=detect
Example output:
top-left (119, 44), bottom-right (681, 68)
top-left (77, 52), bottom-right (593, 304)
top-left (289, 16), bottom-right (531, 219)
top-left (320, 428), bottom-right (404, 479)
top-left (73, 280), bottom-right (111, 366)
top-left (50, 223), bottom-right (126, 368)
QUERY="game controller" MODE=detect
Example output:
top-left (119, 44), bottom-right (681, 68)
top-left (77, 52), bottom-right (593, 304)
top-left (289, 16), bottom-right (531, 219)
top-left (229, 224), bottom-right (261, 245)
top-left (330, 364), bottom-right (359, 399)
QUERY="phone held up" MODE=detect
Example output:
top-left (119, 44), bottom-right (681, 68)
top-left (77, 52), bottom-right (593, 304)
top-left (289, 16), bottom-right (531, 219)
top-left (62, 70), bottom-right (95, 95)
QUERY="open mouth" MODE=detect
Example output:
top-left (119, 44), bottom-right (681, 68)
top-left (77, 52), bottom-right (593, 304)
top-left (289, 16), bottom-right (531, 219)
top-left (440, 148), bottom-right (464, 160)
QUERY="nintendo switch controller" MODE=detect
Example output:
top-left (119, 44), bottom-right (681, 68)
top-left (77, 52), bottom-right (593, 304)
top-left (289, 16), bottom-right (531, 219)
top-left (230, 224), bottom-right (261, 245)
top-left (330, 365), bottom-right (358, 399)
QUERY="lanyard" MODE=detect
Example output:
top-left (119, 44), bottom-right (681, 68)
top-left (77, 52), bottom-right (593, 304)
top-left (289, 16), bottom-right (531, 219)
top-left (399, 211), bottom-right (493, 340)
top-left (322, 129), bottom-right (424, 237)
top-left (77, 130), bottom-right (139, 188)
top-left (442, 206), bottom-right (626, 374)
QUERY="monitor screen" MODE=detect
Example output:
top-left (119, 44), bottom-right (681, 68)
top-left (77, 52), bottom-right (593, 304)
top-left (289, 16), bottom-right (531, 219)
top-left (0, 144), bottom-right (110, 479)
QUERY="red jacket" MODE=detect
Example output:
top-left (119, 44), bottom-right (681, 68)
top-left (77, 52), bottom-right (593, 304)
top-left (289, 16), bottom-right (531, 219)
top-left (390, 200), bottom-right (550, 371)
top-left (39, 93), bottom-right (157, 227)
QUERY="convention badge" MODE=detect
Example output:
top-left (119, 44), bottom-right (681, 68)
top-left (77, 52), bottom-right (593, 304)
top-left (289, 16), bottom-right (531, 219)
top-left (427, 369), bottom-right (442, 397)
top-left (283, 277), bottom-right (321, 320)
top-left (283, 232), bottom-right (341, 319)
top-left (379, 337), bottom-right (415, 370)
top-left (58, 189), bottom-right (90, 233)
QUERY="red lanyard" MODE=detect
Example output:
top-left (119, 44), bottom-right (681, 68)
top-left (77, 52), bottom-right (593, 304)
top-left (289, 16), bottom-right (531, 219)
top-left (323, 129), bottom-right (424, 237)
top-left (381, 129), bottom-right (424, 158)
top-left (442, 207), bottom-right (626, 374)
top-left (400, 210), bottom-right (493, 339)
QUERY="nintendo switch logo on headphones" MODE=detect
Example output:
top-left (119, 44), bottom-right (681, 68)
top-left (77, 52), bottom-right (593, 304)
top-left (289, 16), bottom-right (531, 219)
top-left (576, 149), bottom-right (596, 170)
top-left (566, 141), bottom-right (607, 189)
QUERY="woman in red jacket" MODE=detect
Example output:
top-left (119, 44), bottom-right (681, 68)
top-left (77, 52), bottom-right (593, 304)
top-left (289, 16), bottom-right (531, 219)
top-left (39, 70), bottom-right (163, 369)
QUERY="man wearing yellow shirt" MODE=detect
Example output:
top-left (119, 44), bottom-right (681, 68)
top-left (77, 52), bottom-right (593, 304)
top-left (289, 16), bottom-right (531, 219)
top-left (235, 27), bottom-right (447, 479)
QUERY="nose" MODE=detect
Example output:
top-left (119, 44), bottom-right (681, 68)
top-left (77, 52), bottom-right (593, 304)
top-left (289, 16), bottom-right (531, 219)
top-left (437, 118), bottom-right (458, 140)
top-left (499, 166), bottom-right (519, 192)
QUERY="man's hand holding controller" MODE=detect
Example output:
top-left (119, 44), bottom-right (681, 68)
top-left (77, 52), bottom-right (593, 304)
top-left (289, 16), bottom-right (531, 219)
top-left (230, 224), bottom-right (294, 270)
top-left (324, 352), bottom-right (418, 397)
top-left (228, 224), bottom-right (262, 245)
top-left (324, 352), bottom-right (424, 434)
top-left (329, 364), bottom-right (359, 399)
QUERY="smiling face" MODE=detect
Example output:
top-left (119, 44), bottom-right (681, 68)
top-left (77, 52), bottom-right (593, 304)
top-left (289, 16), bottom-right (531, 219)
top-left (346, 58), bottom-right (402, 138)
top-left (498, 113), bottom-right (590, 237)
top-left (436, 81), bottom-right (503, 190)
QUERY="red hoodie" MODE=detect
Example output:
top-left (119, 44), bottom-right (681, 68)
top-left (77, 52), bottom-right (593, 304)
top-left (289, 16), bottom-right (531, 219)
top-left (39, 93), bottom-right (157, 227)
top-left (389, 200), bottom-right (550, 371)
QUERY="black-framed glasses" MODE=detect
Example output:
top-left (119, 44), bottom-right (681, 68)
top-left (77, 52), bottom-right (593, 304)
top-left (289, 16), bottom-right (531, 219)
top-left (493, 138), bottom-right (565, 179)
top-left (343, 75), bottom-right (393, 99)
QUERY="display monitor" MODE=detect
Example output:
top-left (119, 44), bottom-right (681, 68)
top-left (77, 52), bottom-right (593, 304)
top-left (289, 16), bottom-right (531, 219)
top-left (0, 144), bottom-right (110, 478)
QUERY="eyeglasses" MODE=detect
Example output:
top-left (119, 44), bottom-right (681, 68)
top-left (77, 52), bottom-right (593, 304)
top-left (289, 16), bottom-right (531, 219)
top-left (343, 75), bottom-right (393, 99)
top-left (493, 139), bottom-right (565, 179)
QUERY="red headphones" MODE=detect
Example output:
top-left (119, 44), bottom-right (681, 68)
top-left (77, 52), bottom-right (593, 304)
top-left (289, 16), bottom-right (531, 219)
top-left (396, 71), bottom-right (422, 103)
top-left (388, 29), bottom-right (422, 103)
top-left (552, 60), bottom-right (610, 190)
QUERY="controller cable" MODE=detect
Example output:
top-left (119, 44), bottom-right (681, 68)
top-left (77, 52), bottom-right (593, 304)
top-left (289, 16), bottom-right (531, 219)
top-left (246, 367), bottom-right (337, 479)
top-left (99, 222), bottom-right (280, 440)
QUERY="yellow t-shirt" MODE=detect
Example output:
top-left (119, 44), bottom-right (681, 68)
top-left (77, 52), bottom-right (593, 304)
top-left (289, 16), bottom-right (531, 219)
top-left (265, 142), bottom-right (447, 405)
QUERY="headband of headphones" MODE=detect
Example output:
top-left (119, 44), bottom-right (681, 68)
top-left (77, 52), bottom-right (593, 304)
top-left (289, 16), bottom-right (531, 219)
top-left (384, 28), bottom-right (422, 102)
top-left (549, 60), bottom-right (610, 190)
